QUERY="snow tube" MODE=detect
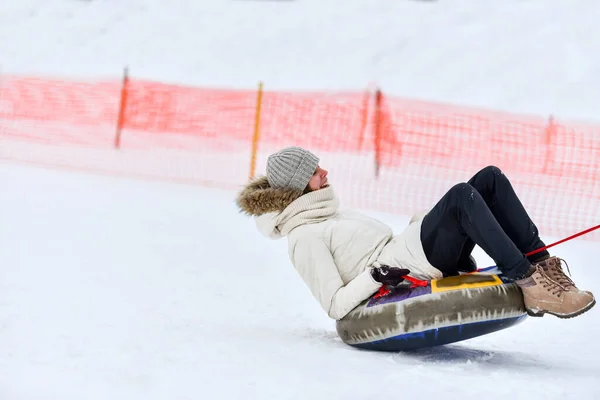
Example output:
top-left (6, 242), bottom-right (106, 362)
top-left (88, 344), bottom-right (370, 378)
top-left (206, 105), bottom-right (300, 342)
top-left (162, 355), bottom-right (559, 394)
top-left (335, 268), bottom-right (527, 351)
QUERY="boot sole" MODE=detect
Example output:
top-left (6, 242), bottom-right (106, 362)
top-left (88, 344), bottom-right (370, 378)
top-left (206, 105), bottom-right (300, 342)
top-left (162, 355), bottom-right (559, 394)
top-left (526, 298), bottom-right (596, 319)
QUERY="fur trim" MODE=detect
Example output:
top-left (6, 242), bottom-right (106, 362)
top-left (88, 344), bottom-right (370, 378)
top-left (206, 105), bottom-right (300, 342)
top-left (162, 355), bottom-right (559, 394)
top-left (235, 176), bottom-right (304, 216)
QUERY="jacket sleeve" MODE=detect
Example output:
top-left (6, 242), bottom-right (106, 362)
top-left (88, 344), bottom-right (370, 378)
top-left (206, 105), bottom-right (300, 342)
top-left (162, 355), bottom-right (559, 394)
top-left (291, 238), bottom-right (382, 320)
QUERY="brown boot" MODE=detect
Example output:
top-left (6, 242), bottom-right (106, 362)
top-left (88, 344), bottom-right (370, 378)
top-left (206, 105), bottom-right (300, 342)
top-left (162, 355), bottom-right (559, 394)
top-left (516, 265), bottom-right (596, 319)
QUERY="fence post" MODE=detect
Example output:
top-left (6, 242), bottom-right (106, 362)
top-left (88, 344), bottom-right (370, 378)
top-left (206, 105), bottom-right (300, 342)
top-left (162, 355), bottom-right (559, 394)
top-left (114, 66), bottom-right (129, 149)
top-left (543, 114), bottom-right (556, 174)
top-left (374, 88), bottom-right (382, 179)
top-left (249, 81), bottom-right (264, 180)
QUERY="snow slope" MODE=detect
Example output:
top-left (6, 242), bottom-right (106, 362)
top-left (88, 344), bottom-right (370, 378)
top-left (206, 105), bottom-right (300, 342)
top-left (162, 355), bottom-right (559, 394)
top-left (0, 163), bottom-right (599, 400)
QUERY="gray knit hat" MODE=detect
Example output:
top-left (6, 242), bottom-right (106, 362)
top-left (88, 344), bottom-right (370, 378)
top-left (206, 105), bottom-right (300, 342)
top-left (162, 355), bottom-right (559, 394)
top-left (266, 146), bottom-right (319, 191)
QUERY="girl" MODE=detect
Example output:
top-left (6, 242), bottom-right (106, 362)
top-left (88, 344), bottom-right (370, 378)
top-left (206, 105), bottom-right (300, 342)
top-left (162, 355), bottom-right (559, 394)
top-left (236, 146), bottom-right (595, 320)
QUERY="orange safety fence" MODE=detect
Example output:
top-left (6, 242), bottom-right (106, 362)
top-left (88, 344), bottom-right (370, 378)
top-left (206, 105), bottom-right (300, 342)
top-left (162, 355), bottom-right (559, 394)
top-left (0, 73), bottom-right (599, 242)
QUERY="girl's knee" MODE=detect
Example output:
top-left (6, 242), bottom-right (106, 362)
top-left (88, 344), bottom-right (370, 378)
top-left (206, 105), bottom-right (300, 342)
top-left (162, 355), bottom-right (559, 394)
top-left (480, 165), bottom-right (503, 179)
top-left (449, 183), bottom-right (475, 200)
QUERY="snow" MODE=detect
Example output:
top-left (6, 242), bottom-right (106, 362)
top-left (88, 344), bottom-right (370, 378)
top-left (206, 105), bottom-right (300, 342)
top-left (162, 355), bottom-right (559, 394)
top-left (1, 163), bottom-right (599, 399)
top-left (1, 0), bottom-right (600, 122)
top-left (1, 0), bottom-right (600, 399)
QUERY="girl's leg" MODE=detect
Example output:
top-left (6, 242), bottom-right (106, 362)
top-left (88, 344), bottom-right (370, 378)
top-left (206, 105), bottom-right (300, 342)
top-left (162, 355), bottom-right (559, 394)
top-left (466, 166), bottom-right (549, 263)
top-left (420, 166), bottom-right (594, 319)
top-left (420, 182), bottom-right (531, 279)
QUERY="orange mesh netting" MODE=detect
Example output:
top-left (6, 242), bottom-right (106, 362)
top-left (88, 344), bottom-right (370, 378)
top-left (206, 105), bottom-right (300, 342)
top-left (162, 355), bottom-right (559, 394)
top-left (1, 74), bottom-right (599, 241)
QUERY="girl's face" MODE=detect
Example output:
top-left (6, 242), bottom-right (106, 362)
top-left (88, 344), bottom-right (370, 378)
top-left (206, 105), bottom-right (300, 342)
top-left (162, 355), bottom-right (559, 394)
top-left (307, 166), bottom-right (328, 191)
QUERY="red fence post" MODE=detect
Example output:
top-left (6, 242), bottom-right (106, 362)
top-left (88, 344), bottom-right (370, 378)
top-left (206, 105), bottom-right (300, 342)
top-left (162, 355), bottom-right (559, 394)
top-left (374, 88), bottom-right (382, 178)
top-left (114, 66), bottom-right (129, 149)
top-left (543, 114), bottom-right (556, 174)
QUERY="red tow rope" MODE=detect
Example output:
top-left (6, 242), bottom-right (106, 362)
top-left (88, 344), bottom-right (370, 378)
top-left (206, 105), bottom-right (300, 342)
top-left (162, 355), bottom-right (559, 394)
top-left (374, 223), bottom-right (600, 298)
top-left (525, 224), bottom-right (600, 257)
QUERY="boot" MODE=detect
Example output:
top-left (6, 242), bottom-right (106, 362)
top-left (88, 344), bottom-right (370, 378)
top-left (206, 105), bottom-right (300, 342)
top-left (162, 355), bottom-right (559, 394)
top-left (516, 265), bottom-right (595, 319)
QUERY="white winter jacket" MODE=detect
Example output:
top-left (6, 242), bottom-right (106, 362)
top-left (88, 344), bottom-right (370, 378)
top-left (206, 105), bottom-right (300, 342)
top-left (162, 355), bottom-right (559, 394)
top-left (235, 177), bottom-right (442, 320)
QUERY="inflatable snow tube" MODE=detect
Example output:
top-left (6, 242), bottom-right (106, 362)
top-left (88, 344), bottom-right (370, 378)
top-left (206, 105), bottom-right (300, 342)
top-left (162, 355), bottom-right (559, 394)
top-left (336, 271), bottom-right (527, 351)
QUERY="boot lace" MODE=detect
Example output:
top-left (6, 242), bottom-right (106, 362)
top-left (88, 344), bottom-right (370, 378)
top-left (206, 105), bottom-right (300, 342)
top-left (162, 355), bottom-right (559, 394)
top-left (542, 258), bottom-right (576, 290)
top-left (536, 266), bottom-right (568, 297)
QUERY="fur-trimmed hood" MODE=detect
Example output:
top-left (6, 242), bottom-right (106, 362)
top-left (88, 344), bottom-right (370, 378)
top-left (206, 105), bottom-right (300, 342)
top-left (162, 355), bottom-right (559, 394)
top-left (235, 176), bottom-right (339, 239)
top-left (235, 176), bottom-right (304, 217)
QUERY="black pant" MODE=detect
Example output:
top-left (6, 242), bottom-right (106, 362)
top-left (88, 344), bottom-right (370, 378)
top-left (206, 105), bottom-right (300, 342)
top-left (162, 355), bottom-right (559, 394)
top-left (420, 166), bottom-right (549, 279)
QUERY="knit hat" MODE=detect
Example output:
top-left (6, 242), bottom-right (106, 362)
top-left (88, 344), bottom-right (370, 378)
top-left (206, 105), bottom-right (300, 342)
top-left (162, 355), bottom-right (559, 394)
top-left (266, 146), bottom-right (319, 191)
